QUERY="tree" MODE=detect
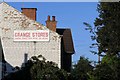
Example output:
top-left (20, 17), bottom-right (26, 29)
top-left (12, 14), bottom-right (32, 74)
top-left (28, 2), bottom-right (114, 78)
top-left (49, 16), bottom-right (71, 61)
top-left (102, 55), bottom-right (120, 80)
top-left (84, 2), bottom-right (120, 62)
top-left (30, 55), bottom-right (69, 80)
top-left (2, 55), bottom-right (69, 80)
top-left (84, 22), bottom-right (101, 62)
top-left (94, 2), bottom-right (120, 55)
top-left (71, 56), bottom-right (93, 80)
top-left (91, 55), bottom-right (120, 80)
top-left (83, 2), bottom-right (120, 80)
top-left (93, 63), bottom-right (114, 80)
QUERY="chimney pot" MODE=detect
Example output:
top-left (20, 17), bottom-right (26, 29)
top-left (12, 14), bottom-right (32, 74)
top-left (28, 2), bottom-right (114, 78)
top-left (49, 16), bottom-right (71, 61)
top-left (52, 16), bottom-right (55, 21)
top-left (47, 15), bottom-right (50, 21)
top-left (46, 16), bottom-right (57, 32)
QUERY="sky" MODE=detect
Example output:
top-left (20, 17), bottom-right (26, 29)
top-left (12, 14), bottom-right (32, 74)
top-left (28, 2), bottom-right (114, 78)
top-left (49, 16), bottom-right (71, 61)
top-left (7, 2), bottom-right (99, 63)
top-left (1, 0), bottom-right (120, 2)
top-left (2, 0), bottom-right (99, 2)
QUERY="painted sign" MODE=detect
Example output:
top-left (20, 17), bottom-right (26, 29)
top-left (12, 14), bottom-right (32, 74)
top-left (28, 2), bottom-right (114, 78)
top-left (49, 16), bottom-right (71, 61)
top-left (14, 30), bottom-right (49, 41)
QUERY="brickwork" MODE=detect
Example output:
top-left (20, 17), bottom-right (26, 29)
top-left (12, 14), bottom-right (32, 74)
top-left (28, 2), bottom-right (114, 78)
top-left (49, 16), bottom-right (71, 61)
top-left (21, 8), bottom-right (37, 20)
top-left (46, 16), bottom-right (57, 32)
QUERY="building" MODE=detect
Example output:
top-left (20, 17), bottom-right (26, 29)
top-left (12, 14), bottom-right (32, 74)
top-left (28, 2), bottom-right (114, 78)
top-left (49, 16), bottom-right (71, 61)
top-left (0, 2), bottom-right (74, 77)
top-left (0, 39), bottom-right (6, 79)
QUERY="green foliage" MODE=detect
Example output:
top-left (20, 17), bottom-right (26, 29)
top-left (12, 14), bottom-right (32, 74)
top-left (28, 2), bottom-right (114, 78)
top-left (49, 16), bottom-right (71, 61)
top-left (84, 2), bottom-right (120, 56)
top-left (71, 56), bottom-right (93, 80)
top-left (91, 55), bottom-right (120, 80)
top-left (83, 22), bottom-right (101, 56)
top-left (2, 55), bottom-right (69, 80)
top-left (94, 2), bottom-right (120, 55)
top-left (30, 55), bottom-right (68, 80)
top-left (83, 2), bottom-right (120, 80)
top-left (93, 63), bottom-right (114, 80)
top-left (102, 55), bottom-right (118, 64)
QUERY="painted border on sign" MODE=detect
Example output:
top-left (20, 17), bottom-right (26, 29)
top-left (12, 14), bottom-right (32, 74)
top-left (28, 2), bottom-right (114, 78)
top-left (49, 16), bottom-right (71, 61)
top-left (14, 30), bottom-right (49, 41)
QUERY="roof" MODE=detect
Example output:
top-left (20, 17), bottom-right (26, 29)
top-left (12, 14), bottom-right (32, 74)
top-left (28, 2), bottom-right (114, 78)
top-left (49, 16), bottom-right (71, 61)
top-left (56, 28), bottom-right (75, 54)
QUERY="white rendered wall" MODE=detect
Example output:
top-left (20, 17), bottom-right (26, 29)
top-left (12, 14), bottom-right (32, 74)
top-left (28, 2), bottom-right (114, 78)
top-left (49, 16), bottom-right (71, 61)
top-left (0, 3), bottom-right (61, 72)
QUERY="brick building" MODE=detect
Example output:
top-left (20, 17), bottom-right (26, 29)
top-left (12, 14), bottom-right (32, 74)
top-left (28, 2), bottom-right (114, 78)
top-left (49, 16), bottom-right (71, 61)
top-left (0, 2), bottom-right (74, 77)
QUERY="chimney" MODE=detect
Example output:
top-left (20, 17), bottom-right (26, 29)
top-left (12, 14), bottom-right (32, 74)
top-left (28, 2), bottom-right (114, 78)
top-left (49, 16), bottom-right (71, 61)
top-left (46, 15), bottom-right (57, 32)
top-left (21, 8), bottom-right (37, 20)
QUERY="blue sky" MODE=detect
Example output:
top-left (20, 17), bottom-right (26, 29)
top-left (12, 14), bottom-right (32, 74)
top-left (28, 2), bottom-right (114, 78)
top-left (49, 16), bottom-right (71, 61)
top-left (1, 0), bottom-right (100, 2)
top-left (2, 0), bottom-right (120, 2)
top-left (8, 2), bottom-right (99, 63)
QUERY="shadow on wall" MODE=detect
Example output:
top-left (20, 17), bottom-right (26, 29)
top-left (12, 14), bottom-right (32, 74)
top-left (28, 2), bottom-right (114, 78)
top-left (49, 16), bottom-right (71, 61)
top-left (0, 61), bottom-right (14, 80)
top-left (5, 53), bottom-right (29, 75)
top-left (2, 53), bottom-right (31, 80)
top-left (5, 62), bottom-right (15, 74)
top-left (2, 61), bottom-right (32, 80)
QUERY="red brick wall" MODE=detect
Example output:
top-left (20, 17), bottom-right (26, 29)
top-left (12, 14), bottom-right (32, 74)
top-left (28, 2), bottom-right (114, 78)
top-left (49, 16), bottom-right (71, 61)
top-left (21, 8), bottom-right (37, 20)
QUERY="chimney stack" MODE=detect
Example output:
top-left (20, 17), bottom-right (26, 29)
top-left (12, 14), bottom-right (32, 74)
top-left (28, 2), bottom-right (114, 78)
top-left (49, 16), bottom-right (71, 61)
top-left (21, 8), bottom-right (37, 20)
top-left (46, 15), bottom-right (57, 32)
